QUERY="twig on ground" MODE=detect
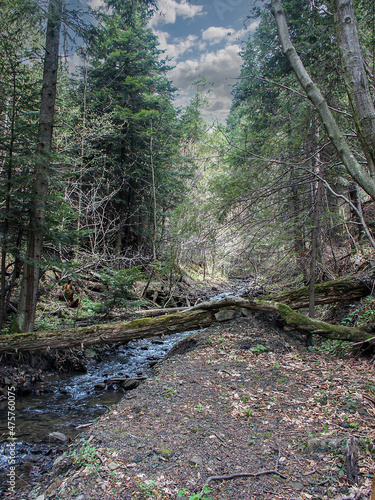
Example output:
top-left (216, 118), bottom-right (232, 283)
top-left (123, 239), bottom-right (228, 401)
top-left (363, 393), bottom-right (375, 406)
top-left (338, 492), bottom-right (363, 500)
top-left (303, 469), bottom-right (317, 476)
top-left (220, 369), bottom-right (232, 376)
top-left (204, 469), bottom-right (287, 487)
top-left (274, 447), bottom-right (281, 470)
top-left (211, 432), bottom-right (227, 445)
top-left (309, 478), bottom-right (330, 487)
top-left (75, 423), bottom-right (94, 429)
top-left (0, 465), bottom-right (30, 487)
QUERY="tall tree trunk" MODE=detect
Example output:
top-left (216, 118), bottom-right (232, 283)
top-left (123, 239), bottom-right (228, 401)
top-left (0, 94), bottom-right (15, 328)
top-left (270, 0), bottom-right (375, 201)
top-left (332, 0), bottom-right (375, 178)
top-left (150, 121), bottom-right (158, 261)
top-left (308, 126), bottom-right (323, 320)
top-left (16, 0), bottom-right (63, 332)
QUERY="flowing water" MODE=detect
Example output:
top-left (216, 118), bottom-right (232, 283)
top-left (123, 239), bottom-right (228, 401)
top-left (0, 280), bottom-right (257, 493)
top-left (0, 330), bottom-right (193, 493)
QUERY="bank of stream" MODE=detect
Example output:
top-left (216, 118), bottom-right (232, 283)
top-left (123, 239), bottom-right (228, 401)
top-left (0, 329), bottom-right (194, 494)
top-left (0, 279), bottom-right (263, 495)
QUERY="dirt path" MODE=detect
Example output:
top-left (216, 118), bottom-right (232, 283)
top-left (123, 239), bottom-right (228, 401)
top-left (9, 313), bottom-right (375, 499)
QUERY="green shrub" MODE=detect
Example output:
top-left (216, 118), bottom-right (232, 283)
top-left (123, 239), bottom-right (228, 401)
top-left (97, 266), bottom-right (144, 313)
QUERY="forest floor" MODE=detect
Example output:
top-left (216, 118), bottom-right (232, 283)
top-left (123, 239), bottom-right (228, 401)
top-left (7, 313), bottom-right (375, 500)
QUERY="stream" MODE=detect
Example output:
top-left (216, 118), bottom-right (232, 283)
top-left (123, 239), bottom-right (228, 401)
top-left (0, 329), bottom-right (193, 494)
top-left (0, 280), bottom-right (259, 493)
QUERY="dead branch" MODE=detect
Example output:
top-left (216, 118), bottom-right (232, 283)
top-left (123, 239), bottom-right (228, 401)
top-left (204, 469), bottom-right (287, 487)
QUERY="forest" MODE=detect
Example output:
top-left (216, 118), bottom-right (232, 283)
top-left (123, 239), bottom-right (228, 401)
top-left (3, 0), bottom-right (375, 498)
top-left (1, 0), bottom-right (375, 340)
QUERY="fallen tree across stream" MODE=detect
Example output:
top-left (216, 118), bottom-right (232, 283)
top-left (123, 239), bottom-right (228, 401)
top-left (0, 294), bottom-right (374, 353)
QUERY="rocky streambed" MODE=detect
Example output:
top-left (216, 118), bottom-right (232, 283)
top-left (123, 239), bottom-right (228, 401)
top-left (0, 329), bottom-right (194, 494)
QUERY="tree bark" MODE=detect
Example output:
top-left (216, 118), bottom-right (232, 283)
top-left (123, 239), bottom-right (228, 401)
top-left (270, 0), bottom-right (375, 201)
top-left (332, 0), bottom-right (375, 178)
top-left (16, 0), bottom-right (63, 332)
top-left (264, 274), bottom-right (373, 309)
top-left (0, 309), bottom-right (215, 353)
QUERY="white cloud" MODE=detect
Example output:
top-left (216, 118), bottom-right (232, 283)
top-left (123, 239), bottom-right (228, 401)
top-left (87, 0), bottom-right (105, 8)
top-left (169, 44), bottom-right (242, 122)
top-left (201, 26), bottom-right (235, 44)
top-left (201, 25), bottom-right (259, 45)
top-left (68, 53), bottom-right (84, 75)
top-left (154, 30), bottom-right (198, 60)
top-left (150, 0), bottom-right (204, 27)
top-left (169, 44), bottom-right (242, 87)
top-left (248, 19), bottom-right (261, 32)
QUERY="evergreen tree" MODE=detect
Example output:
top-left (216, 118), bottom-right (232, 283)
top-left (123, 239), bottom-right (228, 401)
top-left (16, 0), bottom-right (64, 332)
top-left (74, 0), bottom-right (185, 263)
top-left (0, 0), bottom-right (43, 328)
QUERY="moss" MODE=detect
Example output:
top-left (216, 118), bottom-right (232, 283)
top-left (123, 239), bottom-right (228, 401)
top-left (277, 302), bottom-right (371, 341)
top-left (265, 276), bottom-right (368, 304)
top-left (123, 312), bottom-right (187, 329)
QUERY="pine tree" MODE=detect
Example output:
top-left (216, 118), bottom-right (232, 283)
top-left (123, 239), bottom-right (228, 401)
top-left (0, 0), bottom-right (43, 329)
top-left (16, 0), bottom-right (64, 332)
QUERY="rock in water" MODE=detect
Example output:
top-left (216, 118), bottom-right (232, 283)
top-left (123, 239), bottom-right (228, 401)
top-left (48, 431), bottom-right (68, 443)
top-left (120, 378), bottom-right (140, 391)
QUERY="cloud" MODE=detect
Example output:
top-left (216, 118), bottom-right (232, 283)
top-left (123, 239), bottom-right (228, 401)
top-left (154, 30), bottom-right (198, 60)
top-left (87, 0), bottom-right (105, 8)
top-left (202, 23), bottom-right (259, 45)
top-left (68, 52), bottom-right (84, 75)
top-left (169, 44), bottom-right (242, 88)
top-left (169, 44), bottom-right (242, 122)
top-left (247, 19), bottom-right (261, 33)
top-left (201, 26), bottom-right (235, 44)
top-left (150, 0), bottom-right (204, 27)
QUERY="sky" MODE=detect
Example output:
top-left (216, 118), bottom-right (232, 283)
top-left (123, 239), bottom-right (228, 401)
top-left (87, 0), bottom-right (260, 123)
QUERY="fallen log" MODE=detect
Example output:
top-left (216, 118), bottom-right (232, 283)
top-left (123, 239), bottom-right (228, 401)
top-left (187, 296), bottom-right (373, 342)
top-left (263, 274), bottom-right (374, 309)
top-left (0, 296), bottom-right (373, 353)
top-left (124, 307), bottom-right (187, 318)
top-left (0, 309), bottom-right (215, 353)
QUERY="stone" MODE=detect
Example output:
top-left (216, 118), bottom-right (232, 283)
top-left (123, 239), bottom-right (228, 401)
top-left (214, 309), bottom-right (241, 322)
top-left (189, 455), bottom-right (203, 466)
top-left (289, 482), bottom-right (304, 491)
top-left (46, 478), bottom-right (62, 494)
top-left (121, 378), bottom-right (140, 391)
top-left (48, 431), bottom-right (68, 443)
top-left (94, 383), bottom-right (106, 390)
top-left (306, 437), bottom-right (347, 454)
top-left (240, 308), bottom-right (253, 318)
top-left (53, 455), bottom-right (66, 467)
top-left (85, 348), bottom-right (97, 358)
top-left (108, 461), bottom-right (121, 470)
